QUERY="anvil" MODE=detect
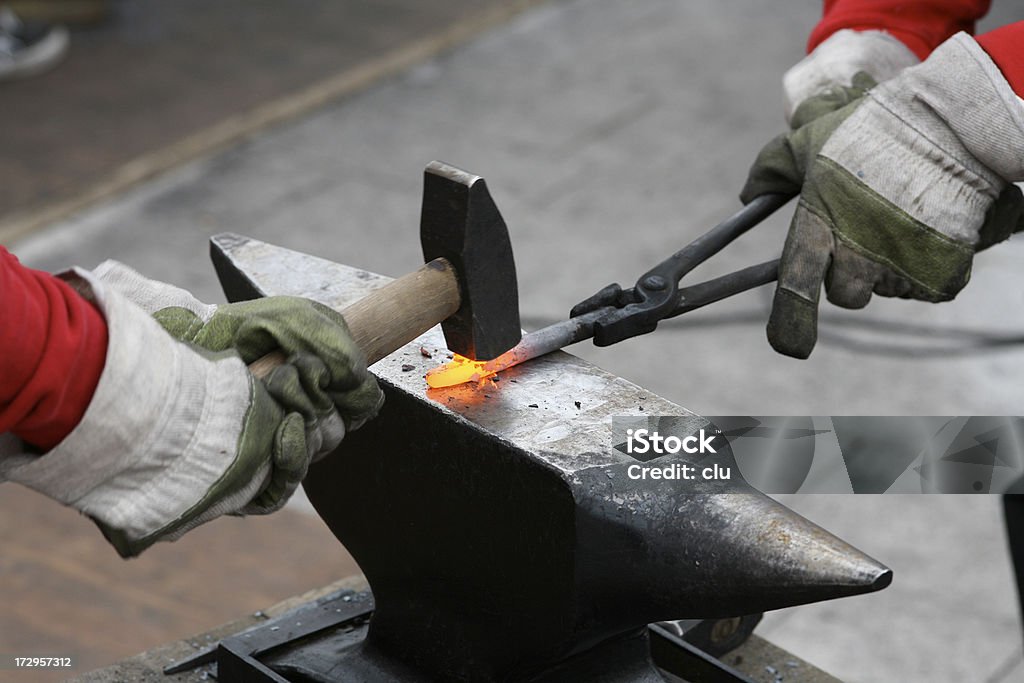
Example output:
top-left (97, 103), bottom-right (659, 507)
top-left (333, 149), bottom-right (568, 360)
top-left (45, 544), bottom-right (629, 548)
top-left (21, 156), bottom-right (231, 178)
top-left (212, 234), bottom-right (891, 682)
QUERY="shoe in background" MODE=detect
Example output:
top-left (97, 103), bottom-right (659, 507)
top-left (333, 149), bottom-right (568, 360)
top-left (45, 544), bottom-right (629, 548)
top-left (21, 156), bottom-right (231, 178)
top-left (0, 5), bottom-right (69, 81)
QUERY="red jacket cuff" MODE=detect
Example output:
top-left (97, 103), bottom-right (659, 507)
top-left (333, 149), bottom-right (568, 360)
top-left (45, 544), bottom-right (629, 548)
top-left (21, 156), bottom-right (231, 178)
top-left (976, 22), bottom-right (1024, 98)
top-left (0, 247), bottom-right (108, 451)
top-left (808, 0), bottom-right (992, 60)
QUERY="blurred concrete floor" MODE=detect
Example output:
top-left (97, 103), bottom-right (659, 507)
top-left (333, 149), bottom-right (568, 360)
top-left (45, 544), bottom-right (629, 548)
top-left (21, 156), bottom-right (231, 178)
top-left (0, 485), bottom-right (361, 681)
top-left (7, 0), bottom-right (1024, 681)
top-left (1, 0), bottom-right (533, 678)
top-left (0, 0), bottom-right (535, 238)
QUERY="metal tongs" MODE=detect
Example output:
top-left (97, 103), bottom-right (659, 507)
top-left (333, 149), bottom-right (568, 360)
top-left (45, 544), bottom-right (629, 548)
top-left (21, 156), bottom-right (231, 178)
top-left (425, 192), bottom-right (795, 387)
top-left (570, 192), bottom-right (793, 346)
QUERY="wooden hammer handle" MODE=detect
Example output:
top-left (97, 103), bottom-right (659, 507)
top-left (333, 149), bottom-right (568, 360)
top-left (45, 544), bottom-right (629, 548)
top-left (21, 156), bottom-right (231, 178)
top-left (247, 258), bottom-right (461, 379)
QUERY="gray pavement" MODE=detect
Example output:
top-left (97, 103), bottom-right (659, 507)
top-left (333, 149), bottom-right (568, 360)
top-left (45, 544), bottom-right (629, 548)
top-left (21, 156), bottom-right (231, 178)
top-left (10, 1), bottom-right (1024, 681)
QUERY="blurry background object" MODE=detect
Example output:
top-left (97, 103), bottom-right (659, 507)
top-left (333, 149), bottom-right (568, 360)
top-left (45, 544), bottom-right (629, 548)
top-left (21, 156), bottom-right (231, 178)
top-left (5, 0), bottom-right (110, 25)
top-left (0, 0), bottom-right (534, 244)
top-left (0, 4), bottom-right (70, 81)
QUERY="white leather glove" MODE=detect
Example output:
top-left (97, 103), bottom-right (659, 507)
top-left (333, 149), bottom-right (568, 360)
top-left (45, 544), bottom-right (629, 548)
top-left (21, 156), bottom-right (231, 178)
top-left (745, 34), bottom-right (1024, 358)
top-left (0, 263), bottom-right (382, 557)
top-left (783, 28), bottom-right (919, 125)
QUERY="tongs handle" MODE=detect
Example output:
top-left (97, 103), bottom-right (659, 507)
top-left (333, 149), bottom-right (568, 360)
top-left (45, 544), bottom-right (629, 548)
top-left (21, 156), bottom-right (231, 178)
top-left (669, 259), bottom-right (779, 317)
top-left (576, 192), bottom-right (794, 346)
top-left (648, 192), bottom-right (792, 286)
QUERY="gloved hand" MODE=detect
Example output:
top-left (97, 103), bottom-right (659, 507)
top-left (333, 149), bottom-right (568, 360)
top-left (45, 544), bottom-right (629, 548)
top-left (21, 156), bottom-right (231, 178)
top-left (743, 33), bottom-right (1024, 359)
top-left (782, 28), bottom-right (919, 125)
top-left (0, 263), bottom-right (383, 558)
top-left (155, 297), bottom-right (380, 447)
top-left (152, 297), bottom-right (384, 514)
top-left (786, 71), bottom-right (876, 131)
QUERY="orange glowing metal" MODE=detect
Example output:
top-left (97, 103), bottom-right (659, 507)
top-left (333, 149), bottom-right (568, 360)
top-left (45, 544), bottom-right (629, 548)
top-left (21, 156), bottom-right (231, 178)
top-left (426, 355), bottom-right (492, 388)
top-left (426, 349), bottom-right (524, 388)
top-left (426, 315), bottom-right (595, 388)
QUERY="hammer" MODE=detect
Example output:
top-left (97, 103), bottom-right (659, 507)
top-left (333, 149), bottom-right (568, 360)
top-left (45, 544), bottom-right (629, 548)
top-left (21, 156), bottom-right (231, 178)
top-left (217, 161), bottom-right (522, 379)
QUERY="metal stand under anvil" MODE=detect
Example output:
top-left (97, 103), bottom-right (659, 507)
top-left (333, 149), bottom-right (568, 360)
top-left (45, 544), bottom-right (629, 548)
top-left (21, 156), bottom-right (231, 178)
top-left (165, 234), bottom-right (892, 683)
top-left (65, 577), bottom-right (839, 683)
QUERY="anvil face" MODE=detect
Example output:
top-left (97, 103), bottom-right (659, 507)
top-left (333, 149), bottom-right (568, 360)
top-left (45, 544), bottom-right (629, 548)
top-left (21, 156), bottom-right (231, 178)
top-left (212, 234), bottom-right (890, 682)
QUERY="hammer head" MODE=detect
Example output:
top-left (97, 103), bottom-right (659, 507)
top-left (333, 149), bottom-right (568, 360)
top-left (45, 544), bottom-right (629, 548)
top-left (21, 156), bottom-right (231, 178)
top-left (420, 161), bottom-right (521, 361)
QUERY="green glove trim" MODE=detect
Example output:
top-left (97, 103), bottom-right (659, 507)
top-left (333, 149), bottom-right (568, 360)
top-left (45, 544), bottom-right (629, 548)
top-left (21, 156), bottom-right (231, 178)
top-left (154, 299), bottom-right (382, 432)
top-left (247, 411), bottom-right (309, 512)
top-left (766, 287), bottom-right (820, 359)
top-left (788, 72), bottom-right (878, 130)
top-left (803, 157), bottom-right (973, 300)
top-left (153, 306), bottom-right (205, 340)
top-left (740, 98), bottom-right (863, 205)
top-left (977, 184), bottom-right (1024, 252)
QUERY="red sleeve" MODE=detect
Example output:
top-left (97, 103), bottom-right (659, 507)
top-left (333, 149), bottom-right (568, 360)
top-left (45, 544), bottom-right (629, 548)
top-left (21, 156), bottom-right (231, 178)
top-left (0, 247), bottom-right (108, 451)
top-left (976, 22), bottom-right (1024, 98)
top-left (808, 0), bottom-right (991, 59)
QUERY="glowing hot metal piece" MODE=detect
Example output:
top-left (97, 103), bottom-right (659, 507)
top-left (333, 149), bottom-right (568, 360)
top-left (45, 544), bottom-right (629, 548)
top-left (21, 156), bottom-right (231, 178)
top-left (426, 354), bottom-right (498, 388)
top-left (425, 308), bottom-right (610, 388)
top-left (426, 345), bottom-right (537, 387)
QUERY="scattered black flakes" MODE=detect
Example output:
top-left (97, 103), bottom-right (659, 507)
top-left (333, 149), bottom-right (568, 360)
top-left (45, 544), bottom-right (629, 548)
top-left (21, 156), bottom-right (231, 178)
top-left (574, 401), bottom-right (581, 409)
top-left (638, 405), bottom-right (644, 411)
top-left (419, 347), bottom-right (432, 358)
top-left (401, 364), bottom-right (415, 372)
top-left (528, 403), bottom-right (539, 408)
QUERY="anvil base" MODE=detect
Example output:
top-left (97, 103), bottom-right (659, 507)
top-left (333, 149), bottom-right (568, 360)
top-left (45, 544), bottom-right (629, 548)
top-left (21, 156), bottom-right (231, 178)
top-left (67, 580), bottom-right (842, 683)
top-left (197, 588), bottom-right (817, 683)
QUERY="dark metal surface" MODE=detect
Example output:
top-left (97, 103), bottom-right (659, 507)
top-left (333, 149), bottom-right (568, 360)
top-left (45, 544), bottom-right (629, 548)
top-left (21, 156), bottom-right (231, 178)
top-left (570, 193), bottom-right (792, 346)
top-left (218, 590), bottom-right (374, 683)
top-left (420, 160), bottom-right (522, 361)
top-left (165, 589), bottom-right (764, 683)
top-left (650, 625), bottom-right (759, 683)
top-left (163, 589), bottom-right (373, 678)
top-left (660, 616), bottom-right (764, 658)
top-left (212, 236), bottom-right (890, 682)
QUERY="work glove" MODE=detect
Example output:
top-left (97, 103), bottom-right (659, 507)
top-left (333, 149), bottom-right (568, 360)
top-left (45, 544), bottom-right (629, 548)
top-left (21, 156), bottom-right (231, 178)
top-left (0, 263), bottom-right (382, 558)
top-left (154, 297), bottom-right (381, 460)
top-left (151, 297), bottom-right (383, 515)
top-left (782, 28), bottom-right (919, 125)
top-left (742, 33), bottom-right (1024, 359)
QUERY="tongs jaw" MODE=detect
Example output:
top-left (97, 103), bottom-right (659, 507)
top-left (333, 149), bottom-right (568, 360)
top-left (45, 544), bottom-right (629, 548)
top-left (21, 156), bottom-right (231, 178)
top-left (570, 193), bottom-right (794, 347)
top-left (569, 271), bottom-right (684, 346)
